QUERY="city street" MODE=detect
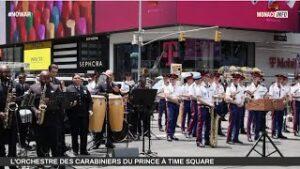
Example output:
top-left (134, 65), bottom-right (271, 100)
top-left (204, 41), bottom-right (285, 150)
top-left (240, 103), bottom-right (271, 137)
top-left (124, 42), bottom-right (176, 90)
top-left (66, 112), bottom-right (300, 169)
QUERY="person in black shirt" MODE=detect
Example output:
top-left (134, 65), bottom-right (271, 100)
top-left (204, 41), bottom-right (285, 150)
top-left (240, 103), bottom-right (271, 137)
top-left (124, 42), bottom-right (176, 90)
top-left (15, 73), bottom-right (31, 149)
top-left (0, 65), bottom-right (18, 169)
top-left (29, 71), bottom-right (62, 157)
top-left (93, 70), bottom-right (120, 149)
top-left (66, 74), bottom-right (93, 155)
top-left (48, 64), bottom-right (68, 155)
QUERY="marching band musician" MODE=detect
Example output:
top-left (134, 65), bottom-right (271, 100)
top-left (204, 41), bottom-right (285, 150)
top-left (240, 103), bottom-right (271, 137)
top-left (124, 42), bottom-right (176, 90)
top-left (245, 72), bottom-right (268, 141)
top-left (181, 73), bottom-right (194, 134)
top-left (156, 74), bottom-right (170, 132)
top-left (120, 72), bottom-right (135, 94)
top-left (15, 73), bottom-right (31, 149)
top-left (29, 71), bottom-right (63, 157)
top-left (0, 65), bottom-right (18, 169)
top-left (225, 73), bottom-right (245, 144)
top-left (86, 72), bottom-right (100, 94)
top-left (269, 74), bottom-right (288, 139)
top-left (165, 74), bottom-right (181, 141)
top-left (195, 72), bottom-right (215, 147)
top-left (211, 72), bottom-right (226, 136)
top-left (187, 74), bottom-right (201, 138)
top-left (290, 74), bottom-right (300, 136)
top-left (66, 74), bottom-right (93, 156)
top-left (281, 76), bottom-right (291, 133)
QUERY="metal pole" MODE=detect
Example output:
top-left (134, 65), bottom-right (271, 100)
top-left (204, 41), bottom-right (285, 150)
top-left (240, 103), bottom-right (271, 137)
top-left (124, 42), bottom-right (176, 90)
top-left (137, 0), bottom-right (142, 81)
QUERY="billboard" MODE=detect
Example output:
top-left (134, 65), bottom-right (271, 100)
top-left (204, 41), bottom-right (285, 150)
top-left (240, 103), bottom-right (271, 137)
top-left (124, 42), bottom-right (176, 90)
top-left (0, 1), bottom-right (6, 45)
top-left (7, 1), bottom-right (93, 44)
top-left (24, 42), bottom-right (51, 71)
top-left (177, 1), bottom-right (299, 32)
top-left (94, 1), bottom-right (299, 33)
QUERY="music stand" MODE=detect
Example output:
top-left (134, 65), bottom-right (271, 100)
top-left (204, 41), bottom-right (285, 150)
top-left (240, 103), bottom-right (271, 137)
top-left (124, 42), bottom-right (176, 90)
top-left (130, 89), bottom-right (157, 156)
top-left (246, 111), bottom-right (283, 157)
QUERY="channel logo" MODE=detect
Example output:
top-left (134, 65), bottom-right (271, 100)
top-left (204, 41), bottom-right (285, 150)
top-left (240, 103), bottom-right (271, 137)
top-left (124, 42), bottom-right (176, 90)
top-left (257, 11), bottom-right (288, 18)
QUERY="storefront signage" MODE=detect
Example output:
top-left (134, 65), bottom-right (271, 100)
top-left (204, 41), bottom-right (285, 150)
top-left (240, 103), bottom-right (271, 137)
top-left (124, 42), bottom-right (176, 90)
top-left (24, 42), bottom-right (51, 71)
top-left (24, 48), bottom-right (51, 70)
top-left (86, 36), bottom-right (99, 41)
top-left (269, 56), bottom-right (296, 69)
top-left (79, 60), bottom-right (103, 68)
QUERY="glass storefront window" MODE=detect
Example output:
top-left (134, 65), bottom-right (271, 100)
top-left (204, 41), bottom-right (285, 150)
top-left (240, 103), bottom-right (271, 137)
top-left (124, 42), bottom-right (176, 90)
top-left (0, 46), bottom-right (22, 62)
top-left (114, 39), bottom-right (255, 81)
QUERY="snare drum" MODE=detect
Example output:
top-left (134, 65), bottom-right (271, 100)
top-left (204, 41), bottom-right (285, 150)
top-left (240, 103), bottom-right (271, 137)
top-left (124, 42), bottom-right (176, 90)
top-left (89, 95), bottom-right (106, 132)
top-left (19, 109), bottom-right (32, 123)
top-left (109, 94), bottom-right (124, 132)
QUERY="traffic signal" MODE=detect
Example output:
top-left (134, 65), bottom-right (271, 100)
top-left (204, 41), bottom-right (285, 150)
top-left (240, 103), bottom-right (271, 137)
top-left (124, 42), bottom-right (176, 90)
top-left (178, 32), bottom-right (186, 42)
top-left (214, 30), bottom-right (222, 42)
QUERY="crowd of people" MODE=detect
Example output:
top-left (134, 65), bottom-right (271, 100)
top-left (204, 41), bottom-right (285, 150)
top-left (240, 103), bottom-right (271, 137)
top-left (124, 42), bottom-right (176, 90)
top-left (0, 63), bottom-right (300, 168)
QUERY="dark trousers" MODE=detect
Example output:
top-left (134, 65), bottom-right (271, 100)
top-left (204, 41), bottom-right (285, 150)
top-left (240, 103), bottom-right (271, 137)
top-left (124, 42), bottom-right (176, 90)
top-left (240, 107), bottom-right (245, 131)
top-left (188, 101), bottom-right (198, 135)
top-left (272, 110), bottom-right (284, 136)
top-left (158, 99), bottom-right (167, 129)
top-left (196, 106), bottom-right (211, 144)
top-left (35, 125), bottom-right (59, 157)
top-left (19, 123), bottom-right (29, 147)
top-left (69, 116), bottom-right (88, 153)
top-left (248, 111), bottom-right (263, 140)
top-left (215, 103), bottom-right (223, 134)
top-left (293, 101), bottom-right (300, 133)
top-left (181, 100), bottom-right (191, 132)
top-left (226, 104), bottom-right (242, 142)
top-left (166, 102), bottom-right (179, 137)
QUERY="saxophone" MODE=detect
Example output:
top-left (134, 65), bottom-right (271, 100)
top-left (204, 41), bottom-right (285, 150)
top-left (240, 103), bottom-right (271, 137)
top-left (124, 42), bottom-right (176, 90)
top-left (3, 81), bottom-right (18, 129)
top-left (36, 84), bottom-right (47, 125)
top-left (209, 105), bottom-right (219, 148)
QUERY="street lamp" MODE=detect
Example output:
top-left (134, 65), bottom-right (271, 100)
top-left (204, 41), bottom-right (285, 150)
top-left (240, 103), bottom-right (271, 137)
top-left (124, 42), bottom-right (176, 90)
top-left (137, 0), bottom-right (142, 81)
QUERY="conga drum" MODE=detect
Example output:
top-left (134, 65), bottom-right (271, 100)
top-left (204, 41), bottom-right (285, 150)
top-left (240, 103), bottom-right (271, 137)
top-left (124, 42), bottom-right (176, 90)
top-left (89, 95), bottom-right (106, 132)
top-left (109, 94), bottom-right (124, 132)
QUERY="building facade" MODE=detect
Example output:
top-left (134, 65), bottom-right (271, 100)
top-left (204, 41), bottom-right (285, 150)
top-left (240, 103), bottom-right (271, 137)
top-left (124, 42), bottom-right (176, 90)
top-left (0, 1), bottom-right (299, 82)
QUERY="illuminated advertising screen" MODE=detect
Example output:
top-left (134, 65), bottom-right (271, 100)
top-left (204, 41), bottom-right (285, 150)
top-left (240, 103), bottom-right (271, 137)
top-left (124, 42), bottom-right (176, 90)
top-left (24, 42), bottom-right (51, 71)
top-left (7, 1), bottom-right (93, 44)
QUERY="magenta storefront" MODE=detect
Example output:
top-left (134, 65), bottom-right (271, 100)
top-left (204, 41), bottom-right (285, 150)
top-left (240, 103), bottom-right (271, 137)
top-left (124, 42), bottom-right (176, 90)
top-left (94, 1), bottom-right (300, 80)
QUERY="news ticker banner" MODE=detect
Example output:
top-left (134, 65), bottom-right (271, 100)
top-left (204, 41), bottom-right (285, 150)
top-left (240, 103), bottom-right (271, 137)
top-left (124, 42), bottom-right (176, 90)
top-left (2, 157), bottom-right (300, 166)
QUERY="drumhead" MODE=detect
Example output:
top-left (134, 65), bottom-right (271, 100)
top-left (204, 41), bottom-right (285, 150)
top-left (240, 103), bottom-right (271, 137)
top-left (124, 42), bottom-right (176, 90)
top-left (91, 95), bottom-right (106, 99)
top-left (109, 94), bottom-right (122, 99)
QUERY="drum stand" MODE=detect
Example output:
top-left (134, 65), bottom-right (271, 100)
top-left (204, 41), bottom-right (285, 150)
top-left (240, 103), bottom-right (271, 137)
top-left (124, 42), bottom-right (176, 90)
top-left (246, 112), bottom-right (283, 157)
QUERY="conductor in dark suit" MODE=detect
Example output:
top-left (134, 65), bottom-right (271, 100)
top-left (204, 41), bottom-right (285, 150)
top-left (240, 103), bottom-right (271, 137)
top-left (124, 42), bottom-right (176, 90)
top-left (29, 71), bottom-right (62, 157)
top-left (66, 74), bottom-right (93, 155)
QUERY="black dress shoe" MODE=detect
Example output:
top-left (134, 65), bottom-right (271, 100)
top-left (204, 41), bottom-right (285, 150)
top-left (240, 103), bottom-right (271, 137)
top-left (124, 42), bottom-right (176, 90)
top-left (167, 136), bottom-right (172, 142)
top-left (278, 135), bottom-right (287, 139)
top-left (205, 141), bottom-right (210, 146)
top-left (172, 136), bottom-right (179, 141)
top-left (226, 140), bottom-right (233, 144)
top-left (233, 140), bottom-right (243, 144)
top-left (196, 142), bottom-right (205, 147)
top-left (106, 143), bottom-right (115, 149)
top-left (80, 151), bottom-right (90, 155)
